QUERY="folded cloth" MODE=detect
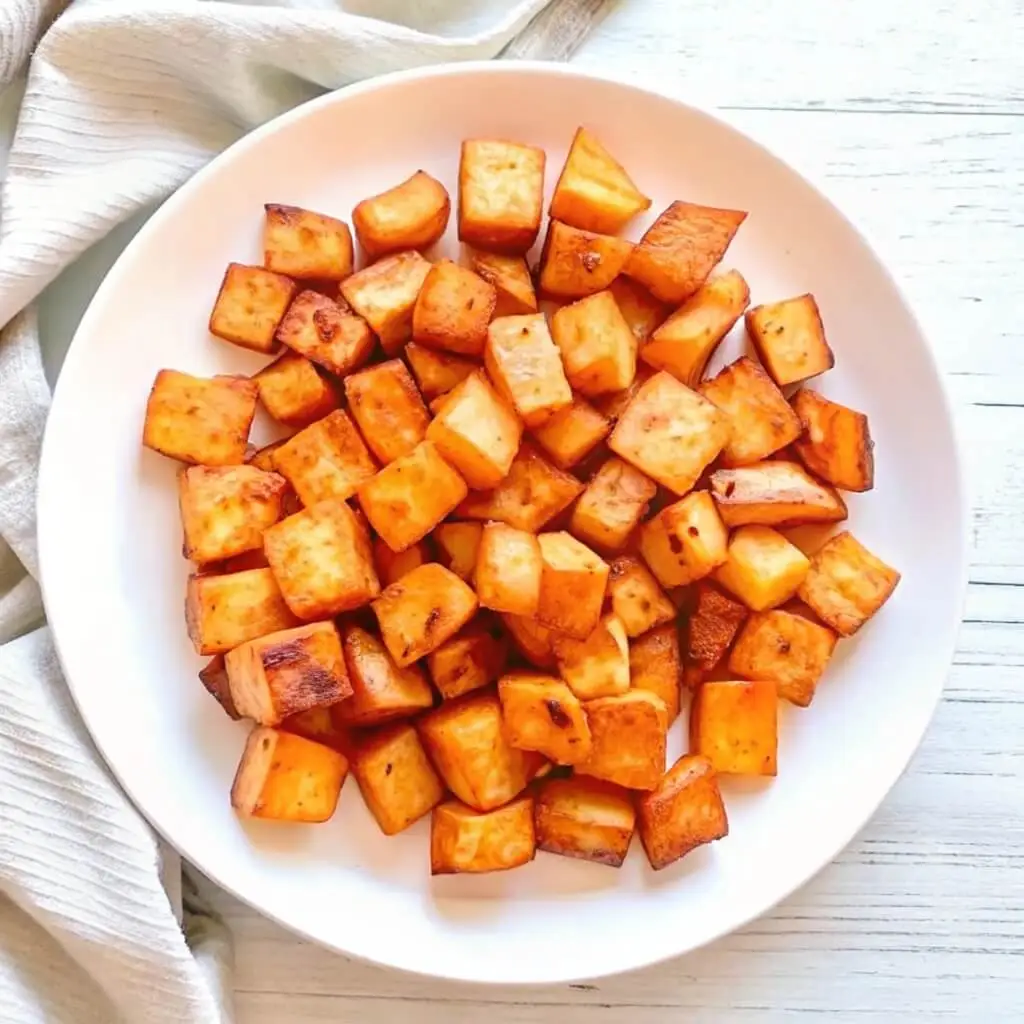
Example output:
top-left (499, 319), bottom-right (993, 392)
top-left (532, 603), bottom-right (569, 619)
top-left (0, 1), bottom-right (607, 1021)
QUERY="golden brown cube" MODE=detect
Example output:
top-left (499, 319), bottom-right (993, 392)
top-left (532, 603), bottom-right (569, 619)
top-left (143, 370), bottom-right (257, 466)
top-left (690, 679), bottom-right (778, 776)
top-left (501, 614), bottom-right (558, 670)
top-left (608, 371), bottom-right (730, 495)
top-left (426, 617), bottom-right (509, 700)
top-left (552, 613), bottom-right (630, 700)
top-left (467, 249), bottom-right (538, 317)
top-left (357, 440), bottom-right (468, 552)
top-left (533, 776), bottom-right (636, 867)
top-left (352, 170), bottom-right (450, 260)
top-left (624, 200), bottom-right (747, 304)
top-left (263, 500), bottom-right (380, 619)
top-left (225, 621), bottom-right (351, 725)
top-left (715, 525), bottom-right (811, 611)
top-left (537, 220), bottom-right (634, 301)
top-left (700, 357), bottom-right (802, 466)
top-left (607, 555), bottom-right (676, 638)
top-left (797, 531), bottom-right (901, 637)
top-left (198, 655), bottom-right (240, 719)
top-left (185, 568), bottom-right (297, 656)
top-left (350, 722), bottom-right (445, 835)
top-left (431, 797), bottom-right (536, 875)
top-left (536, 531), bottom-right (610, 640)
top-left (458, 139), bottom-right (545, 254)
top-left (608, 278), bottom-right (670, 353)
top-left (551, 290), bottom-right (637, 396)
top-left (208, 262), bottom-right (296, 353)
top-left (231, 726), bottom-right (348, 822)
top-left (344, 359), bottom-right (430, 465)
top-left (637, 754), bottom-right (728, 869)
top-left (791, 390), bottom-right (875, 492)
top-left (640, 269), bottom-right (749, 387)
top-left (279, 706), bottom-right (352, 754)
top-left (434, 522), bottom-right (482, 581)
top-left (411, 259), bottom-right (497, 356)
top-left (373, 536), bottom-right (431, 586)
top-left (709, 460), bottom-right (848, 528)
top-left (255, 351), bottom-right (339, 428)
top-left (264, 203), bottom-right (354, 280)
top-left (275, 290), bottom-right (375, 377)
top-left (747, 294), bottom-right (834, 387)
top-left (630, 624), bottom-right (683, 722)
top-left (531, 397), bottom-right (611, 470)
top-left (686, 582), bottom-right (748, 673)
top-left (576, 691), bottom-right (667, 790)
top-left (569, 457), bottom-right (656, 553)
top-left (340, 250), bottom-right (432, 355)
top-left (498, 672), bottom-right (592, 764)
top-left (638, 491), bottom-right (729, 589)
top-left (404, 342), bottom-right (476, 401)
top-left (475, 522), bottom-right (542, 617)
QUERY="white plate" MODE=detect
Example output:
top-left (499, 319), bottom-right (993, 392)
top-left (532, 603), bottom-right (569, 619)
top-left (37, 62), bottom-right (967, 984)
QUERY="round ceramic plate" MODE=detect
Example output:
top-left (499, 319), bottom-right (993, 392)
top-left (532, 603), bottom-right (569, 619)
top-left (37, 63), bottom-right (967, 984)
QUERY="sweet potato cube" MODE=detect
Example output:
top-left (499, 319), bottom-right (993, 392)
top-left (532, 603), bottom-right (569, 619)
top-left (791, 390), bottom-right (875, 492)
top-left (531, 397), bottom-right (610, 470)
top-left (747, 294), bottom-right (834, 387)
top-left (411, 259), bottom-right (496, 356)
top-left (231, 726), bottom-right (348, 822)
top-left (434, 522), bottom-right (483, 581)
top-left (350, 722), bottom-right (444, 835)
top-left (608, 371), bottom-right (730, 495)
top-left (686, 582), bottom-right (748, 673)
top-left (577, 691), bottom-right (667, 790)
top-left (431, 797), bottom-right (536, 875)
top-left (549, 126), bottom-right (652, 234)
top-left (404, 342), bottom-right (476, 401)
top-left (475, 522), bottom-right (542, 617)
top-left (729, 608), bottom-right (838, 707)
top-left (357, 440), bottom-right (468, 552)
top-left (537, 220), bottom-right (634, 301)
top-left (552, 613), bottom-right (630, 700)
top-left (344, 359), bottom-right (430, 465)
top-left (484, 313), bottom-right (572, 428)
top-left (279, 706), bottom-right (351, 754)
top-left (533, 776), bottom-right (635, 867)
top-left (264, 203), bottom-right (353, 280)
top-left (263, 500), bottom-right (380, 619)
top-left (208, 262), bottom-right (296, 353)
top-left (458, 139), bottom-right (545, 254)
top-left (701, 357), bottom-right (802, 466)
top-left (225, 621), bottom-right (351, 725)
top-left (255, 351), bottom-right (339, 428)
top-left (797, 531), bottom-right (901, 637)
top-left (640, 269), bottom-right (749, 387)
top-left (425, 372), bottom-right (522, 488)
top-left (715, 525), bottom-right (810, 611)
top-left (418, 690), bottom-right (539, 811)
top-left (498, 672), bottom-right (592, 764)
top-left (607, 555), bottom-right (675, 638)
top-left (143, 370), bottom-right (257, 466)
top-left (340, 250), bottom-right (432, 355)
top-left (352, 170), bottom-right (450, 260)
top-left (275, 290), bottom-right (375, 376)
top-left (630, 624), bottom-right (683, 722)
top-left (501, 614), bottom-right (558, 670)
top-left (608, 277), bottom-right (670, 346)
top-left (336, 624), bottom-right (434, 726)
top-left (690, 679), bottom-right (778, 776)
top-left (709, 460), bottom-right (848, 528)
top-left (467, 249), bottom-right (538, 317)
top-left (624, 200), bottom-right (747, 304)
top-left (639, 491), bottom-right (729, 588)
top-left (371, 563), bottom-right (478, 667)
top-left (637, 754), bottom-right (728, 869)
top-left (185, 568), bottom-right (297, 656)
top-left (198, 656), bottom-right (239, 719)
top-left (427, 617), bottom-right (509, 700)
top-left (373, 537), bottom-right (431, 586)
top-left (569, 457), bottom-right (656, 553)
top-left (536, 532), bottom-right (610, 639)
top-left (551, 291), bottom-right (637, 396)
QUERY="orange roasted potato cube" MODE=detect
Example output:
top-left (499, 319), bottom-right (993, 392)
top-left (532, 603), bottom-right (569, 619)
top-left (255, 351), bottom-right (339, 428)
top-left (458, 139), bottom-right (545, 254)
top-left (231, 726), bottom-right (348, 822)
top-left (271, 410), bottom-right (377, 506)
top-left (797, 531), bottom-right (901, 637)
top-left (431, 797), bottom-right (536, 875)
top-left (264, 203), bottom-right (353, 280)
top-left (179, 464), bottom-right (287, 565)
top-left (537, 220), bottom-right (634, 301)
top-left (549, 126), bottom-right (652, 234)
top-left (686, 582), bottom-right (749, 674)
top-left (569, 457), bottom-right (656, 553)
top-left (143, 370), bottom-right (257, 466)
top-left (434, 522), bottom-right (483, 581)
top-left (531, 397), bottom-right (610, 470)
top-left (373, 536), bottom-right (431, 586)
top-left (690, 679), bottom-right (778, 776)
top-left (608, 277), bottom-right (670, 347)
top-left (576, 690), bottom-right (668, 790)
top-left (467, 249), bottom-right (538, 317)
top-left (225, 621), bottom-right (351, 725)
top-left (608, 371), bottom-right (730, 495)
top-left (639, 491), bottom-right (729, 588)
top-left (352, 170), bottom-right (450, 260)
top-left (552, 613), bottom-right (630, 700)
top-left (637, 754), bottom-right (728, 869)
top-left (340, 250), bottom-right (432, 355)
top-left (336, 624), bottom-right (434, 726)
top-left (358, 440), bottom-right (468, 552)
top-left (404, 342), bottom-right (476, 401)
top-left (536, 531), bottom-right (610, 640)
top-left (371, 562), bottom-right (479, 667)
top-left (700, 357), bottom-right (802, 466)
top-left (791, 390), bottom-right (875, 492)
top-left (715, 525), bottom-right (810, 611)
top-left (427, 616), bottom-right (509, 700)
top-left (551, 290), bottom-right (637, 396)
top-left (640, 269), bottom-right (749, 387)
top-left (208, 262), bottom-right (296, 353)
top-left (425, 372), bottom-right (522, 488)
top-left (475, 522), bottom-right (542, 617)
top-left (729, 608), bottom-right (838, 707)
top-left (412, 259), bottom-right (497, 356)
top-left (419, 689), bottom-right (539, 811)
top-left (275, 289), bottom-right (375, 376)
top-left (263, 500), bottom-right (380, 619)
top-left (185, 568), bottom-right (297, 656)
top-left (624, 200), bottom-right (747, 304)
top-left (747, 293), bottom-right (834, 387)
top-left (607, 555), bottom-right (675, 638)
top-left (198, 655), bottom-right (240, 719)
top-left (534, 775), bottom-right (636, 867)
top-left (279, 705), bottom-right (351, 754)
top-left (344, 359), bottom-right (430, 465)
top-left (629, 624), bottom-right (682, 722)
top-left (351, 722), bottom-right (445, 835)
top-left (709, 460), bottom-right (847, 528)
top-left (501, 613), bottom-right (558, 670)
top-left (484, 313), bottom-right (572, 428)
top-left (498, 672), bottom-right (591, 764)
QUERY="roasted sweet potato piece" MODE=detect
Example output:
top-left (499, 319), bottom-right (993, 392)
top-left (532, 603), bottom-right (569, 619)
top-left (255, 351), bottom-right (339, 428)
top-left (551, 290), bottom-right (637, 396)
top-left (791, 390), bottom-right (874, 492)
top-left (746, 294), bottom-right (834, 387)
top-left (498, 672), bottom-right (592, 764)
top-left (198, 656), bottom-right (239, 719)
top-left (434, 522), bottom-right (483, 581)
top-left (501, 613), bottom-right (558, 670)
top-left (630, 624), bottom-right (682, 722)
top-left (709, 460), bottom-right (847, 528)
top-left (264, 203), bottom-right (354, 280)
top-left (533, 776), bottom-right (635, 867)
top-left (426, 617), bottom-right (509, 700)
top-left (638, 491), bottom-right (729, 589)
top-left (467, 249), bottom-right (538, 317)
top-left (552, 613), bottom-right (630, 700)
top-left (431, 797), bottom-right (536, 874)
top-left (475, 522), bottom-right (542, 617)
top-left (275, 290), bottom-right (375, 376)
top-left (208, 262), bottom-right (296, 353)
top-left (373, 537), bottom-right (431, 586)
top-left (279, 706), bottom-right (351, 754)
top-left (537, 220), bottom-right (634, 301)
top-left (344, 359), bottom-right (430, 465)
top-left (536, 531), bottom-right (610, 640)
top-left (607, 555), bottom-right (676, 638)
top-left (608, 277), bottom-right (670, 346)
top-left (340, 250), bottom-right (432, 355)
top-left (352, 170), bottom-right (450, 260)
top-left (569, 457), bottom-right (656, 553)
top-left (714, 525), bottom-right (810, 612)
top-left (404, 342), bottom-right (476, 401)
top-left (531, 396), bottom-right (611, 470)
top-left (576, 690), bottom-right (668, 790)
top-left (411, 259), bottom-right (496, 357)
top-left (686, 582), bottom-right (748, 674)
top-left (690, 679), bottom-right (778, 776)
